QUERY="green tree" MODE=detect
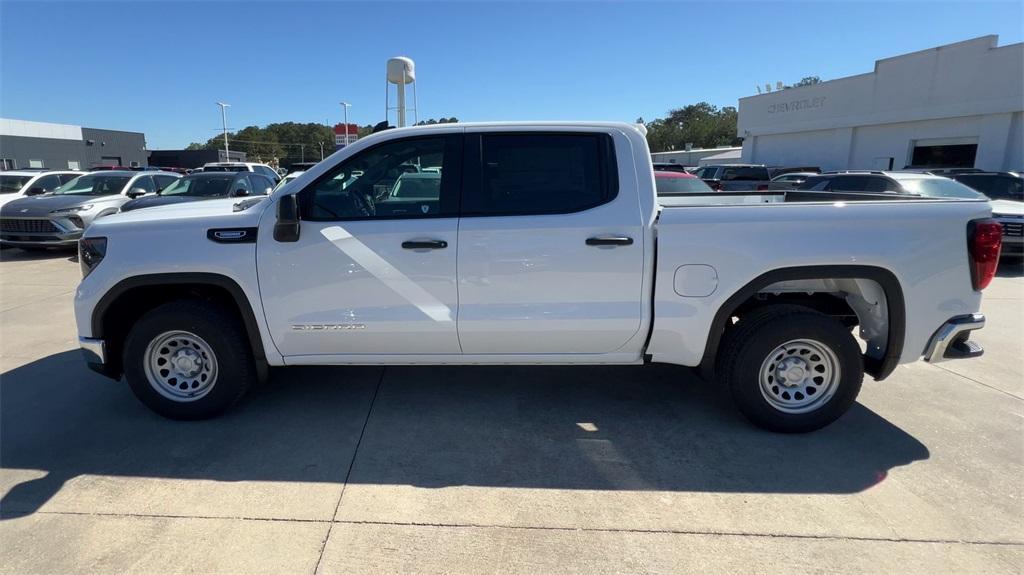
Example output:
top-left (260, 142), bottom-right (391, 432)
top-left (643, 102), bottom-right (741, 152)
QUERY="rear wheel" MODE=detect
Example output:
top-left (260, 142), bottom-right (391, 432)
top-left (123, 300), bottom-right (255, 420)
top-left (718, 305), bottom-right (863, 433)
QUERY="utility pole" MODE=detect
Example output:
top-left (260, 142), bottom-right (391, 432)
top-left (340, 101), bottom-right (352, 146)
top-left (300, 144), bottom-right (305, 163)
top-left (215, 102), bottom-right (231, 160)
top-left (319, 141), bottom-right (324, 160)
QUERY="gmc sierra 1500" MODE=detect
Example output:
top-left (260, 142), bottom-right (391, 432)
top-left (74, 122), bottom-right (1001, 432)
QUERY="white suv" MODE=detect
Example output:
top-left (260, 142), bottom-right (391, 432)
top-left (201, 162), bottom-right (281, 184)
top-left (0, 170), bottom-right (84, 208)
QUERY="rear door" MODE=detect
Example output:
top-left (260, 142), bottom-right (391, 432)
top-left (257, 133), bottom-right (464, 357)
top-left (456, 130), bottom-right (645, 354)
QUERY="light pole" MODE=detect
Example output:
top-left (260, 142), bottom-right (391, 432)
top-left (215, 102), bottom-right (231, 160)
top-left (339, 101), bottom-right (352, 146)
top-left (318, 141), bottom-right (324, 160)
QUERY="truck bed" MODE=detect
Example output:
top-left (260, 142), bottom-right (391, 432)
top-left (647, 197), bottom-right (992, 369)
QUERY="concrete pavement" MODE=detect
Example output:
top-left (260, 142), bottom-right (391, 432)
top-left (1, 250), bottom-right (1021, 574)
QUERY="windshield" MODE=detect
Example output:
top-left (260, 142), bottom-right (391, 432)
top-left (203, 165), bottom-right (245, 173)
top-left (53, 174), bottom-right (130, 196)
top-left (896, 177), bottom-right (986, 199)
top-left (655, 176), bottom-right (714, 195)
top-left (954, 175), bottom-right (1024, 202)
top-left (0, 175), bottom-right (33, 194)
top-left (160, 175), bottom-right (234, 197)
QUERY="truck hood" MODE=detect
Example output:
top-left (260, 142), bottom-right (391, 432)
top-left (990, 199), bottom-right (1024, 217)
top-left (0, 194), bottom-right (120, 217)
top-left (94, 196), bottom-right (269, 226)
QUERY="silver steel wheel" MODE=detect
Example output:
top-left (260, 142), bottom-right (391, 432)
top-left (758, 338), bottom-right (841, 414)
top-left (143, 330), bottom-right (219, 402)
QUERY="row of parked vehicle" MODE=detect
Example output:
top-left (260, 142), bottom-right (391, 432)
top-left (0, 162), bottom-right (291, 249)
top-left (651, 163), bottom-right (1023, 256)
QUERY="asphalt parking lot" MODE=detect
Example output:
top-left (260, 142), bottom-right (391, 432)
top-left (0, 250), bottom-right (1021, 574)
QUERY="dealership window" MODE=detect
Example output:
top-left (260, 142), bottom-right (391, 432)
top-left (28, 159), bottom-right (44, 168)
top-left (0, 159), bottom-right (14, 170)
top-left (910, 138), bottom-right (978, 168)
top-left (67, 160), bottom-right (81, 170)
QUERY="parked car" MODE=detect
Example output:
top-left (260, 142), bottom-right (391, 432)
top-left (0, 170), bottom-right (83, 208)
top-left (693, 164), bottom-right (772, 191)
top-left (0, 170), bottom-right (180, 249)
top-left (769, 172), bottom-right (818, 190)
top-left (654, 171), bottom-right (715, 195)
top-left (652, 162), bottom-right (691, 174)
top-left (120, 172), bottom-right (273, 212)
top-left (74, 122), bottom-right (997, 433)
top-left (949, 172), bottom-right (1023, 256)
top-left (202, 162), bottom-right (281, 184)
top-left (797, 171), bottom-right (986, 199)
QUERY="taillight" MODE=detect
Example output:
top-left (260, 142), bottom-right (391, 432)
top-left (968, 219), bottom-right (1002, 291)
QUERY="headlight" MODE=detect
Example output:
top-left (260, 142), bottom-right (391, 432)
top-left (79, 237), bottom-right (107, 278)
top-left (51, 204), bottom-right (93, 215)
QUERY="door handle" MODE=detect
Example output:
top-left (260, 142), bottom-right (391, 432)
top-left (586, 236), bottom-right (633, 246)
top-left (402, 239), bottom-right (448, 249)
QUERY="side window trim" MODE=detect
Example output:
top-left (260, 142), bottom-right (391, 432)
top-left (459, 131), bottom-right (619, 218)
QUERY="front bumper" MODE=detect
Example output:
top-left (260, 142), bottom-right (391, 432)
top-left (923, 314), bottom-right (985, 363)
top-left (79, 336), bottom-right (117, 377)
top-left (0, 216), bottom-right (83, 247)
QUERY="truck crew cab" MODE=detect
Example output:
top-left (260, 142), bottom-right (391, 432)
top-left (74, 122), bottom-right (1000, 432)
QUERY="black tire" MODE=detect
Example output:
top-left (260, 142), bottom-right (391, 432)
top-left (123, 299), bottom-right (256, 420)
top-left (718, 305), bottom-right (863, 433)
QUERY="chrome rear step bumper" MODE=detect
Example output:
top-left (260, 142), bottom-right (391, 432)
top-left (923, 314), bottom-right (985, 363)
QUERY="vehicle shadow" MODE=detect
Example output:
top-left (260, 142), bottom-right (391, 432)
top-left (0, 351), bottom-right (929, 519)
top-left (0, 247), bottom-right (76, 263)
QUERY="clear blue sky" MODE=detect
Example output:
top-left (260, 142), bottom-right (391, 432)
top-left (2, 1), bottom-right (1021, 149)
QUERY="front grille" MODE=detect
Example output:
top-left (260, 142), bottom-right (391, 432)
top-left (0, 218), bottom-right (58, 233)
top-left (1001, 222), bottom-right (1023, 238)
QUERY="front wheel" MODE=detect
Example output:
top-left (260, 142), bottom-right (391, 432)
top-left (718, 305), bottom-right (864, 433)
top-left (123, 300), bottom-right (256, 420)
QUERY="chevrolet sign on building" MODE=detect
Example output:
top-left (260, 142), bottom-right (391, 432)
top-left (738, 36), bottom-right (1023, 171)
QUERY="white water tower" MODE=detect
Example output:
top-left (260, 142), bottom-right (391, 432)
top-left (386, 56), bottom-right (418, 127)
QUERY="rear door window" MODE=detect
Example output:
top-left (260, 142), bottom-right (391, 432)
top-left (153, 175), bottom-right (178, 191)
top-left (32, 174), bottom-right (61, 193)
top-left (247, 174), bottom-right (274, 195)
top-left (463, 133), bottom-right (616, 216)
top-left (130, 175), bottom-right (156, 194)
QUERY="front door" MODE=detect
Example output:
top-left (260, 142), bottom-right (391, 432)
top-left (456, 131), bottom-right (646, 355)
top-left (257, 133), bottom-right (464, 357)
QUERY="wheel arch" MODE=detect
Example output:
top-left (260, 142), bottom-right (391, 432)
top-left (698, 265), bottom-right (906, 381)
top-left (92, 273), bottom-right (267, 378)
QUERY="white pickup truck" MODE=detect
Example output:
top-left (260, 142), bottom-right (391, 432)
top-left (74, 122), bottom-right (1003, 432)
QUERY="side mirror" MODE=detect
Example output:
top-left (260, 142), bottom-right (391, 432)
top-left (274, 194), bottom-right (300, 242)
top-left (25, 187), bottom-right (46, 196)
top-left (233, 188), bottom-right (249, 197)
top-left (127, 187), bottom-right (148, 198)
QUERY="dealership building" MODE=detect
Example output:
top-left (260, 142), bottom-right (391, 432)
top-left (0, 118), bottom-right (148, 171)
top-left (738, 36), bottom-right (1023, 171)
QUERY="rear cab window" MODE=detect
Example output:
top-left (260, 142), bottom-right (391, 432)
top-left (463, 132), bottom-right (618, 216)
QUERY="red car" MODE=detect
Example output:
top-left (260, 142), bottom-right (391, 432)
top-left (653, 170), bottom-right (715, 195)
